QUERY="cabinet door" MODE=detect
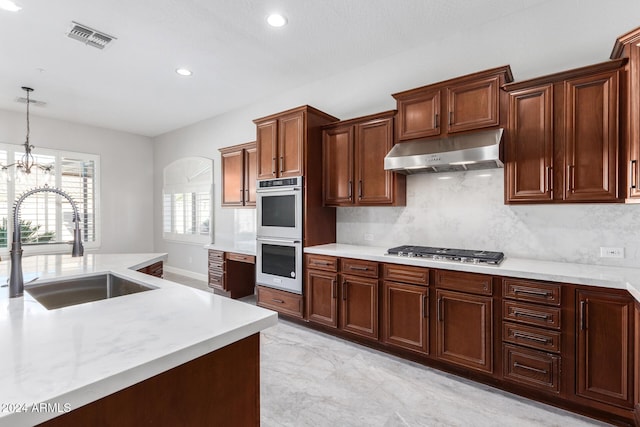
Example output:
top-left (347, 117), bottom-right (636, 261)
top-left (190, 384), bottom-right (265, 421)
top-left (256, 120), bottom-right (278, 180)
top-left (576, 290), bottom-right (633, 408)
top-left (628, 43), bottom-right (640, 199)
top-left (278, 111), bottom-right (304, 177)
top-left (355, 117), bottom-right (395, 205)
top-left (505, 85), bottom-right (554, 202)
top-left (436, 289), bottom-right (493, 373)
top-left (563, 70), bottom-right (619, 201)
top-left (396, 89), bottom-right (441, 141)
top-left (447, 76), bottom-right (500, 134)
top-left (221, 148), bottom-right (244, 207)
top-left (244, 145), bottom-right (257, 206)
top-left (340, 274), bottom-right (378, 340)
top-left (382, 281), bottom-right (428, 355)
top-left (323, 125), bottom-right (354, 206)
top-left (306, 270), bottom-right (338, 328)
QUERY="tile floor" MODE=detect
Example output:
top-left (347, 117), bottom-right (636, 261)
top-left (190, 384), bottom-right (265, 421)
top-left (166, 273), bottom-right (610, 426)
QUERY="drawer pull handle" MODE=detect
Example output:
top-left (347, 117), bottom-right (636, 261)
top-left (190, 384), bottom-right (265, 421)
top-left (513, 310), bottom-right (550, 320)
top-left (513, 362), bottom-right (548, 375)
top-left (312, 261), bottom-right (332, 266)
top-left (513, 332), bottom-right (550, 344)
top-left (272, 298), bottom-right (285, 304)
top-left (349, 266), bottom-right (369, 271)
top-left (513, 287), bottom-right (551, 297)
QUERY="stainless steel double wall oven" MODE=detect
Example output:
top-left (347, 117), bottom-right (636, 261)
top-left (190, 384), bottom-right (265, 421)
top-left (256, 176), bottom-right (303, 294)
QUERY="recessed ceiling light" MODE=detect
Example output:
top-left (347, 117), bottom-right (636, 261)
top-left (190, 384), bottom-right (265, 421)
top-left (0, 0), bottom-right (21, 11)
top-left (267, 13), bottom-right (287, 28)
top-left (176, 68), bottom-right (192, 77)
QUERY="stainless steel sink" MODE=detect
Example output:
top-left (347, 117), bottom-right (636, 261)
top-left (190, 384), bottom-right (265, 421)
top-left (25, 274), bottom-right (156, 310)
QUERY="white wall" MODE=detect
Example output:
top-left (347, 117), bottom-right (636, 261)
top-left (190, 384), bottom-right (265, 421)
top-left (0, 109), bottom-right (154, 254)
top-left (153, 0), bottom-right (640, 274)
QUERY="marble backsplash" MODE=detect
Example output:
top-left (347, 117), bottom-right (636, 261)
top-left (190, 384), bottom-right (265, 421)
top-left (336, 169), bottom-right (640, 268)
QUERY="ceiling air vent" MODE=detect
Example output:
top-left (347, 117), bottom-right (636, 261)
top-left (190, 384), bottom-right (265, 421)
top-left (67, 21), bottom-right (116, 50)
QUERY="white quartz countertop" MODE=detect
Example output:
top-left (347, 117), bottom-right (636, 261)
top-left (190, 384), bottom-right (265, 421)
top-left (0, 253), bottom-right (277, 426)
top-left (305, 244), bottom-right (640, 302)
top-left (205, 240), bottom-right (256, 256)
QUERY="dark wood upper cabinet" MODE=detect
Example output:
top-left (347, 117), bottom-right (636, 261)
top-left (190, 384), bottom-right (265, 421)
top-left (505, 84), bottom-right (554, 202)
top-left (576, 289), bottom-right (634, 409)
top-left (447, 75), bottom-right (501, 134)
top-left (504, 59), bottom-right (625, 204)
top-left (611, 26), bottom-right (640, 201)
top-left (393, 65), bottom-right (513, 142)
top-left (323, 125), bottom-right (354, 205)
top-left (219, 141), bottom-right (256, 207)
top-left (395, 89), bottom-right (441, 140)
top-left (254, 106), bottom-right (338, 180)
top-left (256, 120), bottom-right (278, 180)
top-left (322, 111), bottom-right (406, 207)
top-left (563, 71), bottom-right (619, 201)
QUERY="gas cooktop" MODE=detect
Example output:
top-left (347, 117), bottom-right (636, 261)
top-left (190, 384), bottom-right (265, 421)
top-left (386, 245), bottom-right (505, 265)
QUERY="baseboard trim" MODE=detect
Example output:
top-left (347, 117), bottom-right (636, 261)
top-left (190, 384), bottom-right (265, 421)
top-left (163, 265), bottom-right (207, 282)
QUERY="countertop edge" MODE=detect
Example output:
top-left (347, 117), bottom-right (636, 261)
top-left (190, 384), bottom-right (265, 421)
top-left (304, 244), bottom-right (640, 300)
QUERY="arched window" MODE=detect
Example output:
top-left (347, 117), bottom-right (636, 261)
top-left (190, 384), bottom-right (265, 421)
top-left (162, 157), bottom-right (213, 244)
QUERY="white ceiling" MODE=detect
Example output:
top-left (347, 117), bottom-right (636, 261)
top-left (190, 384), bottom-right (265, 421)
top-left (0, 0), bottom-right (633, 137)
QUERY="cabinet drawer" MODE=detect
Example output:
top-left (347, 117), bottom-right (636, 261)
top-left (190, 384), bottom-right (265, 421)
top-left (503, 322), bottom-right (561, 353)
top-left (208, 273), bottom-right (225, 290)
top-left (434, 270), bottom-right (492, 295)
top-left (256, 286), bottom-right (304, 318)
top-left (340, 258), bottom-right (379, 278)
top-left (226, 252), bottom-right (255, 264)
top-left (208, 249), bottom-right (224, 261)
top-left (503, 301), bottom-right (561, 330)
top-left (306, 254), bottom-right (338, 272)
top-left (503, 344), bottom-right (560, 393)
top-left (382, 264), bottom-right (428, 285)
top-left (503, 279), bottom-right (561, 306)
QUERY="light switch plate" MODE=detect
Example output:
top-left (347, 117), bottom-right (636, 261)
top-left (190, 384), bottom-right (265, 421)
top-left (600, 247), bottom-right (624, 258)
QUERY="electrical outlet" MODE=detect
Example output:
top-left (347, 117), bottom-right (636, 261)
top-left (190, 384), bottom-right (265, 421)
top-left (600, 247), bottom-right (624, 258)
top-left (363, 233), bottom-right (374, 242)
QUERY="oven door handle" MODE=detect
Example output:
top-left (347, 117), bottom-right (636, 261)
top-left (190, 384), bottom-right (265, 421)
top-left (257, 237), bottom-right (301, 244)
top-left (256, 187), bottom-right (301, 194)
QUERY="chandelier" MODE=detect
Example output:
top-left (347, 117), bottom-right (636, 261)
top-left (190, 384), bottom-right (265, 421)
top-left (0, 86), bottom-right (53, 182)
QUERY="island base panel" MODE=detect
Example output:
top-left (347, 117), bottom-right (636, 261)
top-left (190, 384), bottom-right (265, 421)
top-left (39, 334), bottom-right (260, 427)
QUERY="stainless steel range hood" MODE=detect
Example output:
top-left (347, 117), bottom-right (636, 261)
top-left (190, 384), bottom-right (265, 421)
top-left (384, 128), bottom-right (504, 174)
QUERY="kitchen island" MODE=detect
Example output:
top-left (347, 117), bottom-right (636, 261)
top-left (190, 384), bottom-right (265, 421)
top-left (0, 254), bottom-right (277, 426)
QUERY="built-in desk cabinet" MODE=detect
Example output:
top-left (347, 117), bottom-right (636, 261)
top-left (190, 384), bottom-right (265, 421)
top-left (207, 249), bottom-right (255, 299)
top-left (504, 60), bottom-right (626, 204)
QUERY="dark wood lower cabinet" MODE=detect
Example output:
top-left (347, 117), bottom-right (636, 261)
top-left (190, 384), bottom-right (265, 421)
top-left (306, 269), bottom-right (338, 328)
top-left (576, 290), bottom-right (634, 409)
top-left (340, 274), bottom-right (379, 340)
top-left (297, 261), bottom-right (639, 425)
top-left (137, 261), bottom-right (163, 278)
top-left (435, 289), bottom-right (493, 374)
top-left (40, 334), bottom-right (260, 426)
top-left (382, 281), bottom-right (428, 355)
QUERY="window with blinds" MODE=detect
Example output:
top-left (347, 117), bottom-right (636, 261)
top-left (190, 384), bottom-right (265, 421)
top-left (0, 143), bottom-right (100, 253)
top-left (163, 157), bottom-right (212, 244)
